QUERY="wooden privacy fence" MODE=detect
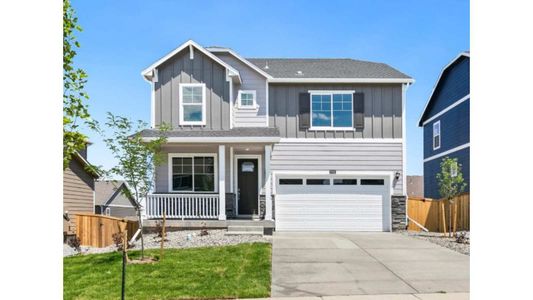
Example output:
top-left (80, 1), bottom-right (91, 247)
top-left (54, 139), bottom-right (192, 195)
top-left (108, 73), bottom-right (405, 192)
top-left (75, 213), bottom-right (139, 248)
top-left (407, 193), bottom-right (469, 233)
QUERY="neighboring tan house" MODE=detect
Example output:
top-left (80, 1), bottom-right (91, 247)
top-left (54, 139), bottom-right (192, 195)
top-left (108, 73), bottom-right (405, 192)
top-left (418, 52), bottom-right (470, 199)
top-left (406, 175), bottom-right (424, 198)
top-left (63, 145), bottom-right (99, 239)
top-left (140, 40), bottom-right (413, 232)
top-left (95, 180), bottom-right (139, 218)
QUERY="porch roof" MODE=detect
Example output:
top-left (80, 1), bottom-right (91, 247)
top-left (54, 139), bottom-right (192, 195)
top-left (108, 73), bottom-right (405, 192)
top-left (138, 127), bottom-right (280, 143)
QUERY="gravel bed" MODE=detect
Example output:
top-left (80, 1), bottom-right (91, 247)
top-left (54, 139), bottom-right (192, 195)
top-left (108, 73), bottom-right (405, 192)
top-left (64, 229), bottom-right (271, 257)
top-left (398, 230), bottom-right (470, 255)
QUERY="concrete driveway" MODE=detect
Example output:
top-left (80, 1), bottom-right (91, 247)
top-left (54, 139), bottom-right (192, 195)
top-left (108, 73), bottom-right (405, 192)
top-left (272, 232), bottom-right (469, 297)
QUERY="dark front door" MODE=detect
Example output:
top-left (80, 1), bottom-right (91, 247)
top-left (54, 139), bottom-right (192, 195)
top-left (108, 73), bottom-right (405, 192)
top-left (237, 158), bottom-right (259, 215)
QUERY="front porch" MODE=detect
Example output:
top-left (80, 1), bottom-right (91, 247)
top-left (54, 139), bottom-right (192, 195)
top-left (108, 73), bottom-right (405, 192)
top-left (146, 141), bottom-right (275, 222)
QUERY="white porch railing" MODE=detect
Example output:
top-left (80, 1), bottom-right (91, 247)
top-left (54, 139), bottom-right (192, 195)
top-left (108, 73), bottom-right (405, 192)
top-left (146, 194), bottom-right (220, 219)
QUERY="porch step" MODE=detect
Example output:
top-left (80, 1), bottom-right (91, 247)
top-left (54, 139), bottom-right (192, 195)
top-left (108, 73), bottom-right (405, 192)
top-left (225, 225), bottom-right (264, 236)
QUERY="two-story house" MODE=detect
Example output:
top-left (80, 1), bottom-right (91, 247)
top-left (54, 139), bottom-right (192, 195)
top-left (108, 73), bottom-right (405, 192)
top-left (140, 40), bottom-right (413, 232)
top-left (418, 52), bottom-right (470, 199)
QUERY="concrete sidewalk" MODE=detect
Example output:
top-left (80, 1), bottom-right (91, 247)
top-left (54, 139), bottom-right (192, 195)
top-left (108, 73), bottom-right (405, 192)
top-left (245, 292), bottom-right (469, 300)
top-left (272, 232), bottom-right (469, 297)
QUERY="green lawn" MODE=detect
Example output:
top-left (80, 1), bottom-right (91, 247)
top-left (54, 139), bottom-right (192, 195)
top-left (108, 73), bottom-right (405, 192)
top-left (64, 243), bottom-right (271, 300)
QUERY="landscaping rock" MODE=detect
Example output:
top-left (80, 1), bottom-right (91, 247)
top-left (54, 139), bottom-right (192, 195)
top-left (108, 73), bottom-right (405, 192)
top-left (63, 229), bottom-right (271, 257)
top-left (397, 230), bottom-right (470, 255)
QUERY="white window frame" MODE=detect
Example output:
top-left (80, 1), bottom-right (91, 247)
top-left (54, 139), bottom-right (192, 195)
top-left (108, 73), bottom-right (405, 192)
top-left (433, 121), bottom-right (441, 150)
top-left (105, 207), bottom-right (111, 216)
top-left (309, 90), bottom-right (355, 131)
top-left (179, 83), bottom-right (207, 125)
top-left (168, 153), bottom-right (218, 193)
top-left (237, 90), bottom-right (258, 109)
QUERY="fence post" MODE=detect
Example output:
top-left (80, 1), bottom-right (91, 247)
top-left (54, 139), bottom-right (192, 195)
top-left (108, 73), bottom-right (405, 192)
top-left (440, 200), bottom-right (447, 236)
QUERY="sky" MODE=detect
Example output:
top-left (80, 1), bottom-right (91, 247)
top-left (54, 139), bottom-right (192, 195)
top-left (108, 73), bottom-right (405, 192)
top-left (74, 0), bottom-right (469, 176)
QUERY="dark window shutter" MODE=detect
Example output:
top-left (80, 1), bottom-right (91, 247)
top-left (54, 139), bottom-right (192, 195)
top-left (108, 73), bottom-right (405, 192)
top-left (299, 93), bottom-right (310, 130)
top-left (353, 92), bottom-right (364, 129)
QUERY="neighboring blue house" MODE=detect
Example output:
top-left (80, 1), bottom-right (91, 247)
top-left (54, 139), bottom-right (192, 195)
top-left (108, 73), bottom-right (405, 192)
top-left (418, 52), bottom-right (470, 199)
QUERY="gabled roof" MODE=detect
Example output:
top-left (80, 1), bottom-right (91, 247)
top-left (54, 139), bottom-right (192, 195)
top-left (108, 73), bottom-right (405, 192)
top-left (95, 180), bottom-right (139, 208)
top-left (206, 47), bottom-right (273, 79)
top-left (418, 52), bottom-right (470, 126)
top-left (73, 151), bottom-right (100, 178)
top-left (247, 58), bottom-right (413, 82)
top-left (141, 40), bottom-right (241, 82)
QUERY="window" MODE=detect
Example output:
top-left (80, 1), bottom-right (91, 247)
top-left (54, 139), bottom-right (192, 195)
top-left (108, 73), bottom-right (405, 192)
top-left (105, 207), bottom-right (111, 216)
top-left (310, 92), bottom-right (353, 129)
top-left (179, 83), bottom-right (206, 125)
top-left (360, 179), bottom-right (385, 185)
top-left (306, 179), bottom-right (330, 185)
top-left (433, 121), bottom-right (441, 150)
top-left (279, 179), bottom-right (303, 185)
top-left (238, 90), bottom-right (257, 108)
top-left (333, 179), bottom-right (358, 185)
top-left (170, 155), bottom-right (215, 192)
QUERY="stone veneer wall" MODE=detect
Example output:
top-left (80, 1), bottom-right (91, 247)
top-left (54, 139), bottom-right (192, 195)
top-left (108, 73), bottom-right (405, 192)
top-left (391, 195), bottom-right (407, 231)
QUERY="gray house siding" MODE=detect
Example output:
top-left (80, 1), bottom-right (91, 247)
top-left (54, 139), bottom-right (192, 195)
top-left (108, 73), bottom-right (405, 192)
top-left (271, 141), bottom-right (404, 195)
top-left (154, 48), bottom-right (231, 130)
top-left (214, 53), bottom-right (268, 127)
top-left (269, 84), bottom-right (402, 139)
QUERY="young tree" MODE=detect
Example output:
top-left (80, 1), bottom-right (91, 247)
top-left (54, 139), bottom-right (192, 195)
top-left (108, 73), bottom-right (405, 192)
top-left (436, 157), bottom-right (467, 237)
top-left (103, 113), bottom-right (169, 259)
top-left (63, 0), bottom-right (97, 169)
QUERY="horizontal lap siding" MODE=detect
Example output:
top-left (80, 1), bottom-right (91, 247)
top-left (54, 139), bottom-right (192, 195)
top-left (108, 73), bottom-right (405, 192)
top-left (271, 142), bottom-right (404, 194)
top-left (63, 159), bottom-right (95, 232)
top-left (269, 83), bottom-right (402, 139)
top-left (107, 206), bottom-right (138, 218)
top-left (424, 147), bottom-right (470, 198)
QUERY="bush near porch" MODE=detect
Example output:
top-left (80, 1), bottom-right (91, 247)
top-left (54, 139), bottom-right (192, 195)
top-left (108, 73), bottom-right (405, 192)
top-left (63, 243), bottom-right (271, 300)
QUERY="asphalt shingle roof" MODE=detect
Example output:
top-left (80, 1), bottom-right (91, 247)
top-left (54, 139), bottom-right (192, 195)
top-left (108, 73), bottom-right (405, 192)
top-left (246, 58), bottom-right (411, 79)
top-left (139, 127), bottom-right (280, 138)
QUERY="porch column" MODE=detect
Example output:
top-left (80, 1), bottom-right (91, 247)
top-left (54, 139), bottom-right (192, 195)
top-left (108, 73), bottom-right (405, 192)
top-left (264, 145), bottom-right (273, 220)
top-left (218, 145), bottom-right (226, 220)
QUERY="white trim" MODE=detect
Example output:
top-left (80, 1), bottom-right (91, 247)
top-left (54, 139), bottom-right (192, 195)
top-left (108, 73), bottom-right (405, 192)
top-left (229, 147), bottom-right (234, 193)
top-left (167, 153), bottom-right (218, 193)
top-left (265, 81), bottom-right (269, 127)
top-left (433, 121), bottom-right (441, 150)
top-left (105, 207), bottom-right (111, 216)
top-left (279, 138), bottom-right (403, 144)
top-left (143, 136), bottom-right (281, 143)
top-left (264, 145), bottom-right (273, 220)
top-left (189, 44), bottom-right (194, 60)
top-left (237, 90), bottom-right (258, 109)
top-left (234, 154), bottom-right (262, 217)
top-left (179, 83), bottom-right (207, 126)
top-left (150, 81), bottom-right (155, 128)
top-left (418, 52), bottom-right (469, 126)
top-left (141, 40), bottom-right (241, 82)
top-left (309, 91), bottom-right (354, 129)
top-left (206, 47), bottom-right (274, 79)
top-left (229, 72), bottom-right (234, 129)
top-left (422, 94), bottom-right (470, 126)
top-left (308, 90), bottom-right (356, 94)
top-left (423, 143), bottom-right (470, 163)
top-left (269, 78), bottom-right (414, 84)
top-left (401, 83), bottom-right (408, 196)
top-left (106, 204), bottom-right (136, 208)
top-left (218, 145), bottom-right (226, 220)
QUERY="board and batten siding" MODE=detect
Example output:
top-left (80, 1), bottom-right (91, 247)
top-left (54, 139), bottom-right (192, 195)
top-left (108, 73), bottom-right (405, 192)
top-left (63, 158), bottom-right (95, 233)
top-left (214, 53), bottom-right (268, 127)
top-left (154, 48), bottom-right (231, 130)
top-left (271, 141), bottom-right (404, 195)
top-left (269, 83), bottom-right (403, 139)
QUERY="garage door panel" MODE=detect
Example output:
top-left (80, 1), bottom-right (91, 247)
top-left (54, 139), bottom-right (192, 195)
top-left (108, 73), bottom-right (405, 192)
top-left (275, 175), bottom-right (391, 232)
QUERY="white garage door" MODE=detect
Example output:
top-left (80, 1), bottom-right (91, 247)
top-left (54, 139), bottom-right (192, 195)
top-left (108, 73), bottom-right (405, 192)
top-left (275, 175), bottom-right (391, 232)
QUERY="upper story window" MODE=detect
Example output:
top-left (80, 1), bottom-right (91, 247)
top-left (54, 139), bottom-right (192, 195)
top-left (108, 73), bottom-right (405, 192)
top-left (238, 90), bottom-right (257, 108)
top-left (310, 91), bottom-right (353, 129)
top-left (433, 121), bottom-right (441, 150)
top-left (179, 83), bottom-right (206, 125)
